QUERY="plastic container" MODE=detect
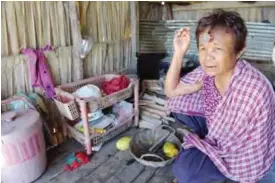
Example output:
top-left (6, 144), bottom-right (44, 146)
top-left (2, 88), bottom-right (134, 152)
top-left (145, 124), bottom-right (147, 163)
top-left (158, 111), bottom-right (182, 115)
top-left (1, 96), bottom-right (47, 183)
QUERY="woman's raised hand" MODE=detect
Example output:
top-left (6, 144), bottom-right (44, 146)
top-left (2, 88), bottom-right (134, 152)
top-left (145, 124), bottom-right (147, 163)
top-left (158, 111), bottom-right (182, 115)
top-left (173, 27), bottom-right (191, 56)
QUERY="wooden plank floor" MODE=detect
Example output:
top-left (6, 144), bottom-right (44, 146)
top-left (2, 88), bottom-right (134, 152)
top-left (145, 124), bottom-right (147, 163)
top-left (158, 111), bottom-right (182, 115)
top-left (34, 127), bottom-right (175, 183)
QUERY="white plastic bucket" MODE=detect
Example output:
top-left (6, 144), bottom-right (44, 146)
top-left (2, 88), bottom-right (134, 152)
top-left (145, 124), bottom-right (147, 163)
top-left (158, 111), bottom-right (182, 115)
top-left (1, 109), bottom-right (47, 183)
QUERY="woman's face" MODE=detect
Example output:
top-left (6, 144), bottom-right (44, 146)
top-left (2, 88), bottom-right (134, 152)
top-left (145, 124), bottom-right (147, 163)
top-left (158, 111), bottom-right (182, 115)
top-left (198, 27), bottom-right (239, 77)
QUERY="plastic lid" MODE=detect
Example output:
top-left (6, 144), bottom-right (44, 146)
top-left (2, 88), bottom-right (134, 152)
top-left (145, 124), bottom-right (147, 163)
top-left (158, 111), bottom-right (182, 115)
top-left (2, 111), bottom-right (16, 122)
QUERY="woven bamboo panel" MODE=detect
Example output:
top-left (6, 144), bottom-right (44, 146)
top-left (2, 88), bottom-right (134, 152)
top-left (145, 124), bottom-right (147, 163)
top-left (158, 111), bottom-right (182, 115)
top-left (1, 2), bottom-right (72, 57)
top-left (1, 2), bottom-right (134, 96)
top-left (1, 2), bottom-right (136, 147)
top-left (1, 46), bottom-right (74, 99)
top-left (79, 2), bottom-right (133, 77)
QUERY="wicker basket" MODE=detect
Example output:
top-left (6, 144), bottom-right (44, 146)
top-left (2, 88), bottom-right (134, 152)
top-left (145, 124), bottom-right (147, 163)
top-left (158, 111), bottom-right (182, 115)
top-left (66, 115), bottom-right (134, 146)
top-left (54, 74), bottom-right (134, 121)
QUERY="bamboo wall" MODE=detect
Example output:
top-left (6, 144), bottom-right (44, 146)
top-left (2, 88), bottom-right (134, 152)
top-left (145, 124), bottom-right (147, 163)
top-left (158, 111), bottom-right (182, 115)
top-left (1, 46), bottom-right (74, 99)
top-left (1, 1), bottom-right (73, 57)
top-left (1, 1), bottom-right (82, 98)
top-left (1, 1), bottom-right (135, 146)
top-left (78, 2), bottom-right (133, 77)
top-left (1, 1), bottom-right (134, 99)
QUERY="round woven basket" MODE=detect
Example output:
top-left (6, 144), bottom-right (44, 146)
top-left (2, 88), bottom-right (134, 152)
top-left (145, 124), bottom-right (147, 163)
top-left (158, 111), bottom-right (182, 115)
top-left (129, 125), bottom-right (181, 168)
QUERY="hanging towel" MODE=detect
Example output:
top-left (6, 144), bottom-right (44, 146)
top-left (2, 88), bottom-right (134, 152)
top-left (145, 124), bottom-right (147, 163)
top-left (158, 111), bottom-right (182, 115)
top-left (21, 46), bottom-right (55, 98)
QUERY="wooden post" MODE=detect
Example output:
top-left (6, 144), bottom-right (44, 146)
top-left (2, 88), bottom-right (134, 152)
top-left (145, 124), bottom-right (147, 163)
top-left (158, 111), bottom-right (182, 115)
top-left (134, 79), bottom-right (139, 127)
top-left (68, 2), bottom-right (83, 81)
top-left (130, 1), bottom-right (139, 71)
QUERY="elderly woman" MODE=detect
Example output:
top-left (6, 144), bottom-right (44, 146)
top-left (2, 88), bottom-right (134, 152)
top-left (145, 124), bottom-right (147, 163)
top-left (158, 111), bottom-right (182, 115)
top-left (165, 10), bottom-right (275, 183)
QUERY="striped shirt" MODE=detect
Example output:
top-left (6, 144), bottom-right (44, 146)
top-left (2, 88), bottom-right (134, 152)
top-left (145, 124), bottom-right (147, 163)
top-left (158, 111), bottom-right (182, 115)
top-left (166, 60), bottom-right (275, 183)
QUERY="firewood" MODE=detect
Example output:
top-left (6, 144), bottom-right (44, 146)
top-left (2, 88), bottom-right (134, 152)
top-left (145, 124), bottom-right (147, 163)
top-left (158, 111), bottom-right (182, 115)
top-left (143, 103), bottom-right (166, 111)
top-left (140, 110), bottom-right (161, 120)
top-left (140, 106), bottom-right (167, 117)
top-left (162, 116), bottom-right (176, 123)
top-left (142, 94), bottom-right (166, 106)
top-left (141, 115), bottom-right (162, 124)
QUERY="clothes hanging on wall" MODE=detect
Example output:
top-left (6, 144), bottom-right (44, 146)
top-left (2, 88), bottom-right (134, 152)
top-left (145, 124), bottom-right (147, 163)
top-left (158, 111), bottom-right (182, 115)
top-left (21, 46), bottom-right (55, 98)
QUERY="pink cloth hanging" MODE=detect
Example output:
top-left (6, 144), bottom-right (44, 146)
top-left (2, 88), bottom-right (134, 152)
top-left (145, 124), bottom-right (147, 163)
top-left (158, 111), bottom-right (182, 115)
top-left (21, 46), bottom-right (55, 98)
